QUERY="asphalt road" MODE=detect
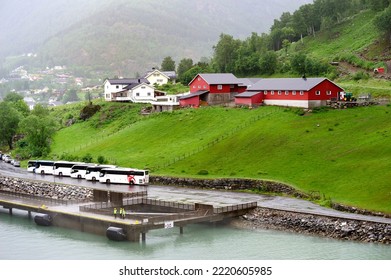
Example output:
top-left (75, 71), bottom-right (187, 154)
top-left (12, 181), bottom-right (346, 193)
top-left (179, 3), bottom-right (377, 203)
top-left (1, 161), bottom-right (390, 224)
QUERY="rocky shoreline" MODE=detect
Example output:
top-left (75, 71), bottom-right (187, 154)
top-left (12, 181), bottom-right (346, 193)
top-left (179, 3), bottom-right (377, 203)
top-left (0, 176), bottom-right (92, 201)
top-left (229, 207), bottom-right (390, 244)
top-left (152, 176), bottom-right (391, 244)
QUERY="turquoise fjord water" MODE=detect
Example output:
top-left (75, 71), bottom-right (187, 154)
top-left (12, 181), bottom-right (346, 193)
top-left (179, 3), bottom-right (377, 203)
top-left (0, 210), bottom-right (390, 260)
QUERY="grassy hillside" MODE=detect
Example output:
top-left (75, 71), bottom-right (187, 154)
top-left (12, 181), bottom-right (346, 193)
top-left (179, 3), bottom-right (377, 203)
top-left (298, 11), bottom-right (382, 64)
top-left (49, 102), bottom-right (391, 214)
top-left (287, 10), bottom-right (391, 97)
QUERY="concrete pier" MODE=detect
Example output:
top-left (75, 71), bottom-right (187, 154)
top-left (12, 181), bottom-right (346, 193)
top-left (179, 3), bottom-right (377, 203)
top-left (0, 192), bottom-right (257, 243)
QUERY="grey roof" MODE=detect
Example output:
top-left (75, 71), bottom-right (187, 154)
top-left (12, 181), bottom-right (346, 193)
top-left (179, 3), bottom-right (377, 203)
top-left (143, 70), bottom-right (177, 79)
top-left (237, 78), bottom-right (262, 87)
top-left (249, 78), bottom-right (336, 91)
top-left (162, 71), bottom-right (177, 79)
top-left (179, 90), bottom-right (209, 100)
top-left (124, 81), bottom-right (151, 90)
top-left (107, 78), bottom-right (149, 85)
top-left (235, 91), bottom-right (262, 98)
top-left (190, 73), bottom-right (240, 85)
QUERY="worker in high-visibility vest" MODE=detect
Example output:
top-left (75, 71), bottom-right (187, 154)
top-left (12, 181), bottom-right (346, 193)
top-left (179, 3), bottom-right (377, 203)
top-left (113, 208), bottom-right (117, 219)
top-left (122, 208), bottom-right (126, 219)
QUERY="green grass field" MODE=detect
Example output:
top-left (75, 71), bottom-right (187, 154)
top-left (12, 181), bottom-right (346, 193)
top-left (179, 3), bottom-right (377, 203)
top-left (46, 9), bottom-right (391, 214)
top-left (49, 103), bottom-right (391, 214)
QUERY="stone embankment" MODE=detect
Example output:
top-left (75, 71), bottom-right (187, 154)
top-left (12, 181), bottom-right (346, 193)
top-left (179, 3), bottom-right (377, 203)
top-left (151, 176), bottom-right (309, 198)
top-left (0, 176), bottom-right (92, 201)
top-left (151, 176), bottom-right (390, 218)
top-left (232, 208), bottom-right (390, 244)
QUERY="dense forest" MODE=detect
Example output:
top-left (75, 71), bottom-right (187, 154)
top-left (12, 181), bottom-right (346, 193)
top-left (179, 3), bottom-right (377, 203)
top-left (173, 0), bottom-right (391, 84)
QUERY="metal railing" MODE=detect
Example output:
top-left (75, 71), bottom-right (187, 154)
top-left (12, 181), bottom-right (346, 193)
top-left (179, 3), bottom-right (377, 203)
top-left (214, 202), bottom-right (257, 214)
top-left (79, 197), bottom-right (195, 212)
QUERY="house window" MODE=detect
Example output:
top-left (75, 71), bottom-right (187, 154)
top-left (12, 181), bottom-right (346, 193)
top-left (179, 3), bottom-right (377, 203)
top-left (316, 90), bottom-right (321, 95)
top-left (116, 85), bottom-right (119, 89)
top-left (198, 77), bottom-right (201, 81)
top-left (105, 94), bottom-right (110, 99)
top-left (264, 90), bottom-right (267, 95)
top-left (193, 85), bottom-right (196, 89)
top-left (285, 90), bottom-right (289, 95)
top-left (278, 90), bottom-right (282, 95)
top-left (147, 92), bottom-right (151, 96)
top-left (271, 91), bottom-right (274, 95)
top-left (106, 85), bottom-right (109, 89)
top-left (292, 91), bottom-right (296, 95)
top-left (326, 90), bottom-right (332, 95)
top-left (300, 91), bottom-right (304, 95)
top-left (217, 85), bottom-right (223, 90)
top-left (141, 86), bottom-right (146, 89)
top-left (157, 79), bottom-right (163, 83)
top-left (203, 85), bottom-right (207, 89)
top-left (230, 85), bottom-right (234, 88)
top-left (136, 93), bottom-right (140, 96)
top-left (198, 85), bottom-right (201, 89)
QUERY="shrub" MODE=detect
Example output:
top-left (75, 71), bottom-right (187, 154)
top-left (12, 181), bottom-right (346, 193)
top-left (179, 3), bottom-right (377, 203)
top-left (82, 153), bottom-right (93, 163)
top-left (295, 108), bottom-right (306, 116)
top-left (352, 71), bottom-right (370, 81)
top-left (97, 155), bottom-right (108, 164)
top-left (79, 103), bottom-right (101, 121)
top-left (312, 106), bottom-right (329, 113)
top-left (60, 152), bottom-right (80, 161)
top-left (197, 169), bottom-right (209, 175)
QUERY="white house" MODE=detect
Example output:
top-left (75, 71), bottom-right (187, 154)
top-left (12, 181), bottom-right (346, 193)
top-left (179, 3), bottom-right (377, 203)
top-left (103, 78), bottom-right (149, 101)
top-left (105, 81), bottom-right (157, 103)
top-left (127, 83), bottom-right (156, 103)
top-left (143, 69), bottom-right (176, 85)
top-left (23, 97), bottom-right (36, 110)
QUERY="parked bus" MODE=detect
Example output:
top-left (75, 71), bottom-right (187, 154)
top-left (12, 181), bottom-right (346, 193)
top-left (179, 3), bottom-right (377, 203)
top-left (85, 165), bottom-right (117, 181)
top-left (27, 160), bottom-right (37, 172)
top-left (34, 160), bottom-right (55, 175)
top-left (98, 167), bottom-right (149, 185)
top-left (70, 164), bottom-right (95, 179)
top-left (53, 161), bottom-right (84, 177)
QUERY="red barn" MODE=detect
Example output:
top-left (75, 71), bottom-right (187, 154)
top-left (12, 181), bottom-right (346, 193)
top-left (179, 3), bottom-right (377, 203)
top-left (238, 78), bottom-right (344, 108)
top-left (235, 91), bottom-right (263, 107)
top-left (180, 73), bottom-right (246, 107)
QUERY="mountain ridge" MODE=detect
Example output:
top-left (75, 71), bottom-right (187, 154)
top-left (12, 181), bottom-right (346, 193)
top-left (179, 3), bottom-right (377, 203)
top-left (0, 0), bottom-right (312, 76)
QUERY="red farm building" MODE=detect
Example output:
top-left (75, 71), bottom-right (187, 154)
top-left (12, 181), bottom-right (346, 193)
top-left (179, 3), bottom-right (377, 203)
top-left (235, 77), bottom-right (344, 108)
top-left (180, 73), bottom-right (247, 107)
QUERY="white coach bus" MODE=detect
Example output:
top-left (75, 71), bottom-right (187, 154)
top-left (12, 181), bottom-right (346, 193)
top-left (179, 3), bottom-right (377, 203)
top-left (70, 164), bottom-right (95, 179)
top-left (98, 167), bottom-right (149, 185)
top-left (27, 160), bottom-right (38, 172)
top-left (34, 160), bottom-right (55, 175)
top-left (53, 161), bottom-right (84, 177)
top-left (85, 165), bottom-right (117, 181)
